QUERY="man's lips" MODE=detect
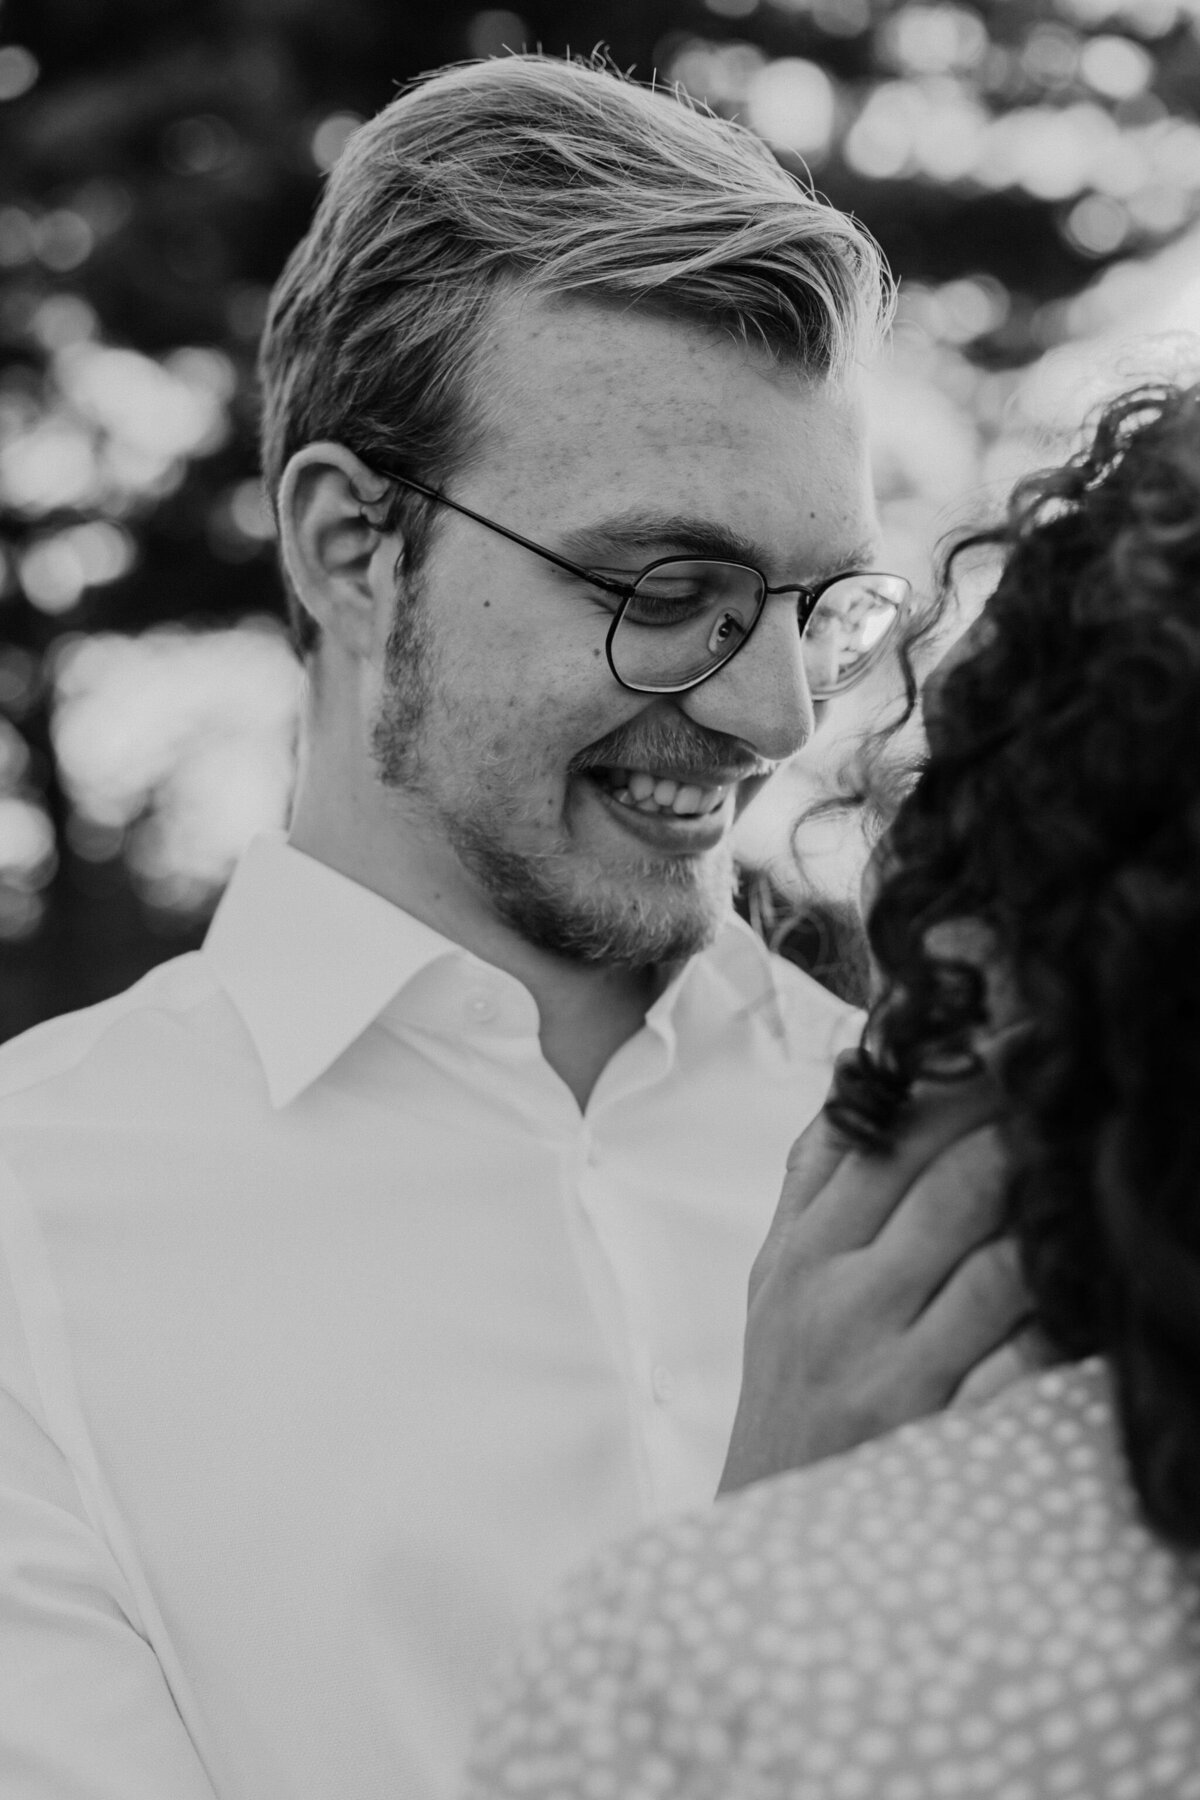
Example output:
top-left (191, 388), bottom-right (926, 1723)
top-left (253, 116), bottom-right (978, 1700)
top-left (575, 765), bottom-right (761, 854)
top-left (585, 776), bottom-right (734, 849)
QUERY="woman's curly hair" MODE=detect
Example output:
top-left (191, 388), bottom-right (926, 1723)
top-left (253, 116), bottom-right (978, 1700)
top-left (826, 380), bottom-right (1200, 1549)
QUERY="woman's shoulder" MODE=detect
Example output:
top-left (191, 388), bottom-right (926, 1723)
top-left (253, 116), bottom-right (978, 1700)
top-left (725, 1355), bottom-right (1127, 1546)
top-left (465, 1362), bottom-right (1200, 1800)
top-left (560, 1361), bottom-right (1146, 1626)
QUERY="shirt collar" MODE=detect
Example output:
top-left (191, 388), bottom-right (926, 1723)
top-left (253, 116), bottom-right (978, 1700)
top-left (649, 908), bottom-right (799, 1055)
top-left (204, 834), bottom-right (463, 1108)
top-left (205, 834), bottom-right (802, 1108)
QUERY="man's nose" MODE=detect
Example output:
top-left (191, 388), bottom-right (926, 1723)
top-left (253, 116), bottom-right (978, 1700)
top-left (680, 594), bottom-right (818, 762)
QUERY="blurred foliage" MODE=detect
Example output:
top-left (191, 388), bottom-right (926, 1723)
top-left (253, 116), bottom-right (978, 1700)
top-left (0, 0), bottom-right (1198, 1037)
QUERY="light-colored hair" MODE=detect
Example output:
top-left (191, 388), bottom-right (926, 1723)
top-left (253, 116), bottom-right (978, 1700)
top-left (259, 51), bottom-right (893, 652)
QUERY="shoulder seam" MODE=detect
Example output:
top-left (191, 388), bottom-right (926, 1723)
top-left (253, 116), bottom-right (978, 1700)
top-left (0, 955), bottom-right (216, 1103)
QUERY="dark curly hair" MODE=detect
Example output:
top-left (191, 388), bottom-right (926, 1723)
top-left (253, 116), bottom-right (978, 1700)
top-left (826, 380), bottom-right (1200, 1550)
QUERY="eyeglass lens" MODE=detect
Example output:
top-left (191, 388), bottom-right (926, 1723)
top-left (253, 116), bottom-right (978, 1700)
top-left (612, 562), bottom-right (762, 691)
top-left (609, 562), bottom-right (905, 698)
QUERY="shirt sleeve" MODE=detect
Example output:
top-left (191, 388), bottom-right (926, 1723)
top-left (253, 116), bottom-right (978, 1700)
top-left (0, 1143), bottom-right (219, 1800)
top-left (0, 1377), bottom-right (218, 1799)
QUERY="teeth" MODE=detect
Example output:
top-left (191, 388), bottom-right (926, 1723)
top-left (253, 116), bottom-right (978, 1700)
top-left (604, 769), bottom-right (727, 818)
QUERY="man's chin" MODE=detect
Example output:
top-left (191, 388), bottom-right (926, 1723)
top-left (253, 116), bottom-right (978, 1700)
top-left (509, 875), bottom-right (730, 969)
top-left (454, 823), bottom-right (737, 969)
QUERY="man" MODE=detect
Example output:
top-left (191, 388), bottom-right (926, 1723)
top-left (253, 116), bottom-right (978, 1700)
top-left (0, 54), bottom-right (1024, 1800)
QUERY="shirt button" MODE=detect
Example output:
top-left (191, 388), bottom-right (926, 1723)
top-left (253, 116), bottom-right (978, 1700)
top-left (651, 1364), bottom-right (675, 1405)
top-left (468, 994), bottom-right (496, 1023)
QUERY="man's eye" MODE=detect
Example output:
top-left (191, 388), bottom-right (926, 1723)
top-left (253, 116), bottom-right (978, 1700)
top-left (633, 577), bottom-right (706, 599)
top-left (621, 588), bottom-right (707, 626)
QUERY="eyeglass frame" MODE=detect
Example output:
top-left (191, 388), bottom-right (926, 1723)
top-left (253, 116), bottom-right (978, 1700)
top-left (361, 463), bottom-right (909, 699)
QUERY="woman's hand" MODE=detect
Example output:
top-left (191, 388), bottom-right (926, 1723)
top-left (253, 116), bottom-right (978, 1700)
top-left (718, 1077), bottom-right (1031, 1493)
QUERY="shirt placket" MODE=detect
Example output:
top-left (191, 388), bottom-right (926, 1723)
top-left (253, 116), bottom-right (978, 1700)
top-left (567, 1025), bottom-right (690, 1516)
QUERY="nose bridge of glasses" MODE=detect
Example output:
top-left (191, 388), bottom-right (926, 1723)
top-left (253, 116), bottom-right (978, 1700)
top-left (761, 580), bottom-right (823, 641)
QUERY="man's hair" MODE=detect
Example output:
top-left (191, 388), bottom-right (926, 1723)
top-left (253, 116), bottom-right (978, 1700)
top-left (258, 51), bottom-right (892, 653)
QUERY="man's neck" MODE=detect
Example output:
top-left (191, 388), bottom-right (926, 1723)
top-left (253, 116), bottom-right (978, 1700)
top-left (533, 960), bottom-right (664, 1111)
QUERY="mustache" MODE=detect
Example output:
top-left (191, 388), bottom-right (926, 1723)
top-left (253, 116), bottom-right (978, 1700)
top-left (570, 716), bottom-right (775, 781)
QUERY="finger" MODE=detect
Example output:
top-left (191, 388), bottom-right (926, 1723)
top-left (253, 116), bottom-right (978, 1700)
top-left (859, 1123), bottom-right (1010, 1325)
top-left (785, 1105), bottom-right (849, 1176)
top-left (746, 1113), bottom-right (850, 1295)
top-left (756, 1072), bottom-right (871, 1261)
top-left (779, 1110), bottom-right (852, 1205)
top-left (796, 1074), bottom-right (1003, 1257)
top-left (908, 1236), bottom-right (1031, 1405)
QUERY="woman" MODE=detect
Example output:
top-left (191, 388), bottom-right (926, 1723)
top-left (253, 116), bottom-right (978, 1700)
top-left (463, 382), bottom-right (1200, 1799)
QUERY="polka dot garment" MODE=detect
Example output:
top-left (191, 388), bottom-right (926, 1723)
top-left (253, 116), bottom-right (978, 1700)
top-left (464, 1362), bottom-right (1200, 1800)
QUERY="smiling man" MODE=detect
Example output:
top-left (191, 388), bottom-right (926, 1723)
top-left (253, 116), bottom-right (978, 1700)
top-left (0, 54), bottom-right (1025, 1800)
top-left (279, 292), bottom-right (884, 1104)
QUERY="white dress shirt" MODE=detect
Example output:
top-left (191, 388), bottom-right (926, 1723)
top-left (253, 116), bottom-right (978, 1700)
top-left (0, 834), bottom-right (857, 1800)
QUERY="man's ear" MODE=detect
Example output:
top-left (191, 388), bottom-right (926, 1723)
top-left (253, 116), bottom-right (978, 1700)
top-left (277, 443), bottom-right (399, 658)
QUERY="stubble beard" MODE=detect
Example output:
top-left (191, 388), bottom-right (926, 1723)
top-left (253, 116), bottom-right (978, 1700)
top-left (371, 599), bottom-right (738, 969)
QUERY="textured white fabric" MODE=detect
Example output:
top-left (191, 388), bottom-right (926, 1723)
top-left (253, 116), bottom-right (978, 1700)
top-left (0, 833), bottom-right (856, 1800)
top-left (466, 1360), bottom-right (1200, 1800)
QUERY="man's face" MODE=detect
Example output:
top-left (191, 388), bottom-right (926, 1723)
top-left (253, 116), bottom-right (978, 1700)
top-left (371, 295), bottom-right (878, 968)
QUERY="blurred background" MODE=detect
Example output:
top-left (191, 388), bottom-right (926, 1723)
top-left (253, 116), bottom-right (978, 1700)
top-left (0, 0), bottom-right (1197, 1035)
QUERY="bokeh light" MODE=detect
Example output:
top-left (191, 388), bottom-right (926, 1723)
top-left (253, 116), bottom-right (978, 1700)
top-left (1079, 34), bottom-right (1154, 98)
top-left (310, 111), bottom-right (363, 173)
top-left (879, 4), bottom-right (989, 76)
top-left (19, 522), bottom-right (136, 615)
top-left (0, 332), bottom-right (236, 525)
top-left (666, 38), bottom-right (767, 112)
top-left (0, 792), bottom-right (57, 941)
top-left (745, 59), bottom-right (837, 158)
top-left (51, 620), bottom-right (301, 914)
top-left (467, 11), bottom-right (531, 57)
top-left (1066, 191), bottom-right (1130, 254)
top-left (0, 45), bottom-right (39, 103)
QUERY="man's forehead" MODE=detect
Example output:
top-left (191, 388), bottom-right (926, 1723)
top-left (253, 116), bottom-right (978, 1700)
top-left (471, 298), bottom-right (871, 529)
top-left (477, 290), bottom-right (869, 459)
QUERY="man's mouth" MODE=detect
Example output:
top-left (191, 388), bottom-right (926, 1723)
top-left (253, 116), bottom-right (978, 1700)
top-left (584, 767), bottom-right (731, 818)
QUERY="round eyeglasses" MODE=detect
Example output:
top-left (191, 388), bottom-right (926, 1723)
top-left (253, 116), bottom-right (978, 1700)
top-left (604, 558), bottom-right (909, 698)
top-left (365, 467), bottom-right (910, 700)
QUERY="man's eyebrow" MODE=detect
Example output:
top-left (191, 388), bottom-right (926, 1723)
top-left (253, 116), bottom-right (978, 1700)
top-left (556, 509), bottom-right (882, 580)
top-left (829, 540), bottom-right (883, 576)
top-left (555, 510), bottom-right (762, 568)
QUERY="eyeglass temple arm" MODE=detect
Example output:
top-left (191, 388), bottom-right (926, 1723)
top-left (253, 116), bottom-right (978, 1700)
top-left (364, 465), bottom-right (634, 602)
